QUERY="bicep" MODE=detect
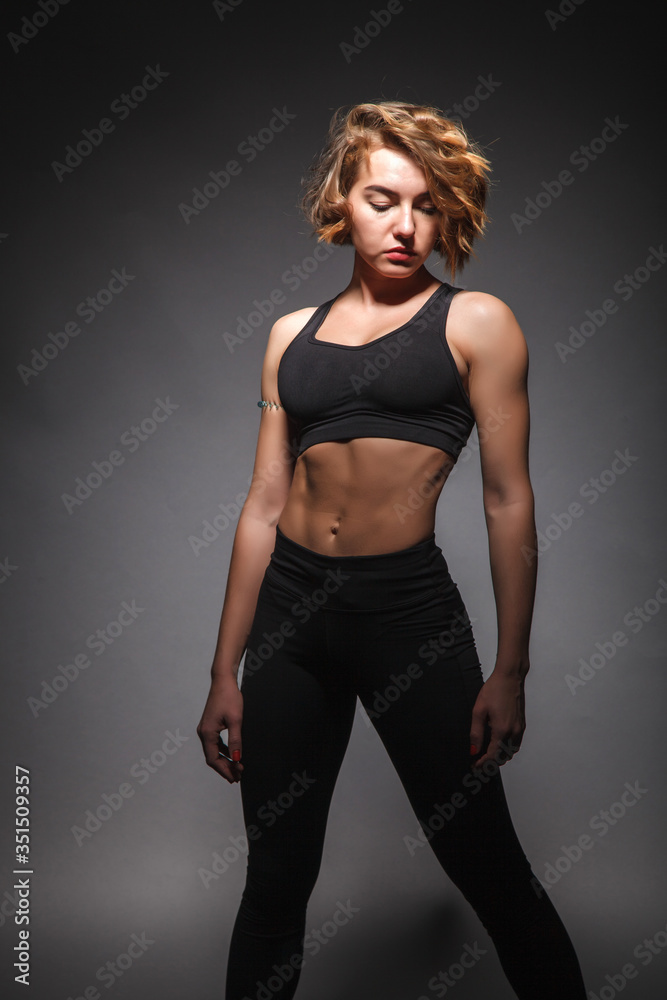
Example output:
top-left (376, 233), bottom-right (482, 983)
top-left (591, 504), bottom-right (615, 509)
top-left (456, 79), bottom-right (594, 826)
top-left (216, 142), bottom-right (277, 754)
top-left (467, 299), bottom-right (532, 507)
top-left (243, 318), bottom-right (299, 523)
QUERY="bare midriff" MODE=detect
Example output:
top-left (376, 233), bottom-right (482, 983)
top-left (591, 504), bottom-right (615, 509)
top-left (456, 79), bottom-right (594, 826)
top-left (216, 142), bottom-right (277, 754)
top-left (276, 437), bottom-right (457, 556)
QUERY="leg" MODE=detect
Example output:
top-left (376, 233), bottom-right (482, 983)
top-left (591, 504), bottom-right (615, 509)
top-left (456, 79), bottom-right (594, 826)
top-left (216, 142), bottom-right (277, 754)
top-left (225, 568), bottom-right (357, 1000)
top-left (351, 585), bottom-right (587, 999)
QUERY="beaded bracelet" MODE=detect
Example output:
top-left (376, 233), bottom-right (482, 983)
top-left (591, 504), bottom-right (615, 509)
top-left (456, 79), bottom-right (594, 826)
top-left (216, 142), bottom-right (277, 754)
top-left (257, 400), bottom-right (283, 410)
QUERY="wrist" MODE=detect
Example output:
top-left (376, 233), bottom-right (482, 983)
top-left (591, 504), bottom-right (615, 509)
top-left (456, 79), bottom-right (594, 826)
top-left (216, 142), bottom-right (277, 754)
top-left (210, 665), bottom-right (240, 687)
top-left (492, 655), bottom-right (530, 682)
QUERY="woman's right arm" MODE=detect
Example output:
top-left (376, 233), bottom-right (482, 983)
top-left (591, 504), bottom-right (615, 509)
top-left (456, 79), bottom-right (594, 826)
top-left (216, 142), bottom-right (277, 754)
top-left (196, 309), bottom-right (311, 783)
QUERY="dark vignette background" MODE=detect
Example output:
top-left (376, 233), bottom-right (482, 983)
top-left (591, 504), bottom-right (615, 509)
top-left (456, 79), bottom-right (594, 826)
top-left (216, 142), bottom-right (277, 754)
top-left (1, 1), bottom-right (666, 998)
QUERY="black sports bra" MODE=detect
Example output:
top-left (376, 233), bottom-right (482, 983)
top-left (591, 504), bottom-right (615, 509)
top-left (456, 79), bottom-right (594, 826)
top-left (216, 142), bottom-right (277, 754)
top-left (277, 282), bottom-right (475, 460)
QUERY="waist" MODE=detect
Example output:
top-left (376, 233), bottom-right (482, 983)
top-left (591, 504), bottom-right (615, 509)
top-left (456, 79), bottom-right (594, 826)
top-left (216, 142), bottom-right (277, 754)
top-left (267, 524), bottom-right (458, 611)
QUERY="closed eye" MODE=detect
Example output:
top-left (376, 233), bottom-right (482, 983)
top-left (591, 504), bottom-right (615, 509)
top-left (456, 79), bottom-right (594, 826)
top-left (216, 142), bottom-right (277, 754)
top-left (370, 203), bottom-right (438, 215)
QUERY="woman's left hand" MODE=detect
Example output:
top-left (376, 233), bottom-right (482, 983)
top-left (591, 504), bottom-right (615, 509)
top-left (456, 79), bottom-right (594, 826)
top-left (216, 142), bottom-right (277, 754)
top-left (469, 668), bottom-right (526, 770)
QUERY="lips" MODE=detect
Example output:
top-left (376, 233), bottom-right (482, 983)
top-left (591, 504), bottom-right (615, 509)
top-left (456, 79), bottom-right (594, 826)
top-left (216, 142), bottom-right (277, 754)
top-left (386, 246), bottom-right (415, 255)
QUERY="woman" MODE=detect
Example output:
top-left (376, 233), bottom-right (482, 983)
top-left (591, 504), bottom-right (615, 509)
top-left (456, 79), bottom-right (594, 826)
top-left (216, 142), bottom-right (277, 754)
top-left (197, 102), bottom-right (587, 999)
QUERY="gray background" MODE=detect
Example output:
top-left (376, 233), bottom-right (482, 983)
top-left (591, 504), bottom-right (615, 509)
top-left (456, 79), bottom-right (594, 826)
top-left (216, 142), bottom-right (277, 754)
top-left (2, 1), bottom-right (666, 997)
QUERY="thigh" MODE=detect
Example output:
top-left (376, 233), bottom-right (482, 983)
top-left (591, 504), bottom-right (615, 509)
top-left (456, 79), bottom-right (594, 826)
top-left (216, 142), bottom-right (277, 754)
top-left (239, 569), bottom-right (357, 878)
top-left (352, 585), bottom-right (532, 886)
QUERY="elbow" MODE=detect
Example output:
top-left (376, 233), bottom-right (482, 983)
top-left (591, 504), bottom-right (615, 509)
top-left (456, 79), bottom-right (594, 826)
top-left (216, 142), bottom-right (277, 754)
top-left (483, 482), bottom-right (534, 517)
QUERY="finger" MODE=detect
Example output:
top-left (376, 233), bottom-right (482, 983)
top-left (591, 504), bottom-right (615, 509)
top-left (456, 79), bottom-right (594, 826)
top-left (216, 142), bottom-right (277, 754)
top-left (469, 711), bottom-right (487, 762)
top-left (199, 727), bottom-right (242, 783)
top-left (217, 734), bottom-right (244, 783)
top-left (477, 735), bottom-right (518, 770)
top-left (226, 718), bottom-right (243, 767)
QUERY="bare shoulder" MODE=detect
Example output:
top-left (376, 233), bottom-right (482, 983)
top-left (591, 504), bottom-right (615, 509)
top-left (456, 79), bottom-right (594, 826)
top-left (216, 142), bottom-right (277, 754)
top-left (271, 306), bottom-right (319, 344)
top-left (261, 306), bottom-right (320, 396)
top-left (448, 289), bottom-right (527, 365)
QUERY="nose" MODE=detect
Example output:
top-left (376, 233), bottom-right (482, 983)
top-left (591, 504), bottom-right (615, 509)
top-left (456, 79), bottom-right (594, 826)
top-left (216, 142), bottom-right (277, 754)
top-left (393, 203), bottom-right (416, 240)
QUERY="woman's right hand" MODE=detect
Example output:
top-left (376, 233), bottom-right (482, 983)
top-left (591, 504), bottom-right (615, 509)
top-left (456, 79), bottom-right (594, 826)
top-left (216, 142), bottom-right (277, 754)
top-left (197, 678), bottom-right (244, 783)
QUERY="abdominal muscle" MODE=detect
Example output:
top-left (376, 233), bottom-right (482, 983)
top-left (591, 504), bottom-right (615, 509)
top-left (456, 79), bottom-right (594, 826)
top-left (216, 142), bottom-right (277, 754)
top-left (276, 437), bottom-right (456, 556)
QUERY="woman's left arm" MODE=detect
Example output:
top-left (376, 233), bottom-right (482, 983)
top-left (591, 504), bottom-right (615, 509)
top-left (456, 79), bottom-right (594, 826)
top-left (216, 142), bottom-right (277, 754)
top-left (457, 292), bottom-right (537, 770)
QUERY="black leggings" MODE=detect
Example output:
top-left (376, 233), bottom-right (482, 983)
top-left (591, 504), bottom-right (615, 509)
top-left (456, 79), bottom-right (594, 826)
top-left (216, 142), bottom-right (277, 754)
top-left (226, 526), bottom-right (586, 999)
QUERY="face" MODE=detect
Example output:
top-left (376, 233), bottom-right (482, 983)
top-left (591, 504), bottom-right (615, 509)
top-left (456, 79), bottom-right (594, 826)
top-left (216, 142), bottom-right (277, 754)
top-left (344, 144), bottom-right (441, 277)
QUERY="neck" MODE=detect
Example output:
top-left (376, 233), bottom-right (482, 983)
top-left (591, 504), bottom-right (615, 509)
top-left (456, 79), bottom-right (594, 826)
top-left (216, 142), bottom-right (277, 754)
top-left (342, 253), bottom-right (440, 307)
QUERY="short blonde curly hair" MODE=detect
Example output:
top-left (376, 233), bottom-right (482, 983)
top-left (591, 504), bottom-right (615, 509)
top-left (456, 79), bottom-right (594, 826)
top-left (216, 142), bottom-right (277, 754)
top-left (301, 101), bottom-right (492, 279)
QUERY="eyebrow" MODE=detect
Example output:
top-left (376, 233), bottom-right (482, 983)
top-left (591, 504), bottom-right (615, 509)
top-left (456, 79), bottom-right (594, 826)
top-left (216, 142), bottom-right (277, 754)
top-left (362, 184), bottom-right (434, 200)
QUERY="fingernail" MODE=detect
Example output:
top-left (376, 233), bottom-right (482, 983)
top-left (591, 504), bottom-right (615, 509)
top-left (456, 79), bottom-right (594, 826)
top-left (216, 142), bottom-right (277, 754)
top-left (232, 750), bottom-right (241, 762)
top-left (470, 745), bottom-right (478, 755)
